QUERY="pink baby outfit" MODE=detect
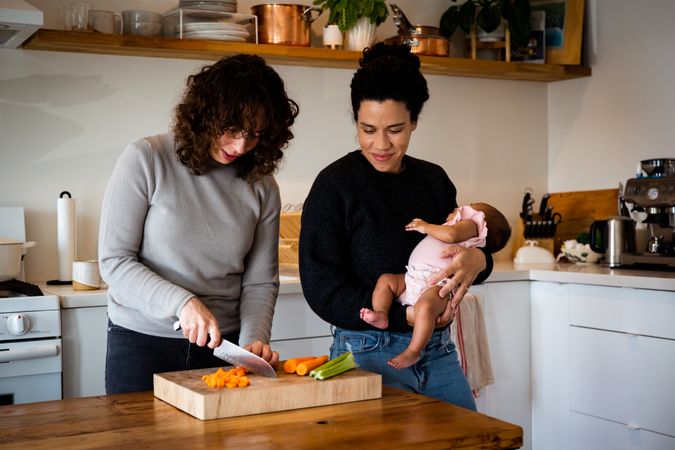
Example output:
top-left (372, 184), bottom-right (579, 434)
top-left (398, 205), bottom-right (488, 306)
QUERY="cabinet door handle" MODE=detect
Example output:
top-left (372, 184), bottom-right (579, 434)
top-left (626, 423), bottom-right (641, 431)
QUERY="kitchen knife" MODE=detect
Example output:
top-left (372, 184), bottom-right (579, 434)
top-left (213, 339), bottom-right (277, 378)
top-left (538, 193), bottom-right (550, 218)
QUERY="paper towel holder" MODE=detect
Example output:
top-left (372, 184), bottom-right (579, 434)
top-left (47, 190), bottom-right (76, 286)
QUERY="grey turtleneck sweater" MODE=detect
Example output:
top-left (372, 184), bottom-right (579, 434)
top-left (98, 133), bottom-right (280, 346)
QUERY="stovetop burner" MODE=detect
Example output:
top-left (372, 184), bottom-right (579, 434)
top-left (0, 279), bottom-right (43, 298)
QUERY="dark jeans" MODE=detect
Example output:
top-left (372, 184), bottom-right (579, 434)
top-left (105, 319), bottom-right (239, 394)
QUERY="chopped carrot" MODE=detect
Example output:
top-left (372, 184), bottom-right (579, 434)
top-left (295, 355), bottom-right (329, 376)
top-left (201, 366), bottom-right (251, 388)
top-left (283, 356), bottom-right (317, 374)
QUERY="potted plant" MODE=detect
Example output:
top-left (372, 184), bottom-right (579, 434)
top-left (439, 0), bottom-right (532, 47)
top-left (313, 0), bottom-right (389, 51)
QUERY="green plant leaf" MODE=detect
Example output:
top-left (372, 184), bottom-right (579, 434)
top-left (476, 3), bottom-right (501, 33)
top-left (439, 6), bottom-right (460, 38)
top-left (459, 0), bottom-right (477, 34)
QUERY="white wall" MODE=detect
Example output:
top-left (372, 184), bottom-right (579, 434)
top-left (547, 0), bottom-right (675, 191)
top-left (2, 0), bottom-right (551, 281)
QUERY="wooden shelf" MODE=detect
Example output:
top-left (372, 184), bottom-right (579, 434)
top-left (23, 29), bottom-right (591, 82)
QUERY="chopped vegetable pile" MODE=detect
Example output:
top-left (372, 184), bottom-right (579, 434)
top-left (201, 367), bottom-right (250, 388)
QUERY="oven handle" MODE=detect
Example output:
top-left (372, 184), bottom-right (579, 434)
top-left (0, 343), bottom-right (59, 363)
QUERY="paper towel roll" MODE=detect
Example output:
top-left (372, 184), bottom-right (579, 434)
top-left (57, 191), bottom-right (76, 282)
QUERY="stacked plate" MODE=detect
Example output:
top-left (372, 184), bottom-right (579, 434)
top-left (176, 21), bottom-right (249, 41)
top-left (178, 1), bottom-right (237, 13)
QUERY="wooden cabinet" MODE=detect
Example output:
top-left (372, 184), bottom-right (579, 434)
top-left (22, 29), bottom-right (591, 83)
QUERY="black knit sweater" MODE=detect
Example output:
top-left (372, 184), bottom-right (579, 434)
top-left (299, 150), bottom-right (493, 332)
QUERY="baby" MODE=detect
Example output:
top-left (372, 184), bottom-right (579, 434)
top-left (360, 202), bottom-right (511, 369)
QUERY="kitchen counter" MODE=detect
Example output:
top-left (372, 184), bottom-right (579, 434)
top-left (40, 261), bottom-right (674, 308)
top-left (0, 387), bottom-right (522, 450)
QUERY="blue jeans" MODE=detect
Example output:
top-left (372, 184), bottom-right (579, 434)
top-left (331, 327), bottom-right (476, 411)
top-left (105, 320), bottom-right (239, 394)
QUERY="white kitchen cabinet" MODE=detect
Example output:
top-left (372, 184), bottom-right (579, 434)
top-left (530, 281), bottom-right (571, 450)
top-left (470, 281), bottom-right (532, 450)
top-left (530, 282), bottom-right (675, 450)
top-left (61, 305), bottom-right (108, 398)
top-left (271, 291), bottom-right (332, 358)
top-left (58, 287), bottom-right (330, 398)
top-left (571, 412), bottom-right (675, 450)
top-left (569, 285), bottom-right (675, 442)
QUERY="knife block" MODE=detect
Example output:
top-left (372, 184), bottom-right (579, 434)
top-left (511, 217), bottom-right (554, 259)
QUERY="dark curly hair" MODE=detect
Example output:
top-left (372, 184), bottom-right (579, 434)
top-left (173, 54), bottom-right (299, 181)
top-left (350, 42), bottom-right (429, 122)
top-left (472, 202), bottom-right (512, 253)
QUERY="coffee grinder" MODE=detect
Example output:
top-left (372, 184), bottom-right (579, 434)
top-left (622, 158), bottom-right (675, 269)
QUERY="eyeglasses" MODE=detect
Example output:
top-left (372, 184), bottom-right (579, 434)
top-left (223, 128), bottom-right (266, 141)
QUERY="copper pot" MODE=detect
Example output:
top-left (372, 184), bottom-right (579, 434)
top-left (251, 4), bottom-right (322, 47)
top-left (384, 34), bottom-right (450, 57)
top-left (388, 4), bottom-right (449, 57)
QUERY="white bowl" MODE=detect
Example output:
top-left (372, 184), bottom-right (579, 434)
top-left (514, 241), bottom-right (555, 264)
top-left (123, 21), bottom-right (162, 36)
top-left (557, 240), bottom-right (603, 264)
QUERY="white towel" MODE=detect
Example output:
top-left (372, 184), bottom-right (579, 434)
top-left (450, 293), bottom-right (494, 396)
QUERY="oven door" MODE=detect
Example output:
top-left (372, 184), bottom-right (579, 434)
top-left (0, 338), bottom-right (62, 405)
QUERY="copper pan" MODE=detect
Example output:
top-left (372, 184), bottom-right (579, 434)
top-left (384, 34), bottom-right (450, 57)
top-left (252, 4), bottom-right (322, 47)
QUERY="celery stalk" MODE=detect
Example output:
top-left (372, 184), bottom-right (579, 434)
top-left (312, 352), bottom-right (357, 380)
top-left (309, 351), bottom-right (351, 378)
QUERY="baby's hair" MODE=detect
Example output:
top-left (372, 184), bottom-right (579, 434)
top-left (472, 203), bottom-right (511, 253)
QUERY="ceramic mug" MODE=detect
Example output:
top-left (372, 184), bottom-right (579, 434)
top-left (72, 260), bottom-right (101, 290)
top-left (88, 10), bottom-right (121, 34)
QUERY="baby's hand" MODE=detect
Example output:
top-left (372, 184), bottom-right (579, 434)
top-left (405, 218), bottom-right (428, 234)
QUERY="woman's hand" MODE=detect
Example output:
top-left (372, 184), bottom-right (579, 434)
top-left (244, 341), bottom-right (280, 367)
top-left (178, 297), bottom-right (221, 349)
top-left (428, 246), bottom-right (486, 308)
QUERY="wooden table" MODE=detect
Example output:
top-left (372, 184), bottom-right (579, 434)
top-left (0, 387), bottom-right (522, 449)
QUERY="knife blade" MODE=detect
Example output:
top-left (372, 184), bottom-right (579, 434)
top-left (213, 339), bottom-right (277, 378)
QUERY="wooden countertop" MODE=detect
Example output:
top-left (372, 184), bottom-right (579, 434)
top-left (0, 387), bottom-right (522, 449)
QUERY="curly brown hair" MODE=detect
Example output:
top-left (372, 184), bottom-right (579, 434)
top-left (173, 54), bottom-right (299, 181)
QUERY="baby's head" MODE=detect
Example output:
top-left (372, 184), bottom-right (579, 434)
top-left (471, 202), bottom-right (511, 253)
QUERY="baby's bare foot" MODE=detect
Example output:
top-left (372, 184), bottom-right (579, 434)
top-left (387, 349), bottom-right (421, 369)
top-left (360, 308), bottom-right (389, 329)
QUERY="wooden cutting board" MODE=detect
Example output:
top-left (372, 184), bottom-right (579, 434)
top-left (154, 366), bottom-right (382, 421)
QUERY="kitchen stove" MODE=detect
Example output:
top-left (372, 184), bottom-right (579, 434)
top-left (0, 207), bottom-right (62, 405)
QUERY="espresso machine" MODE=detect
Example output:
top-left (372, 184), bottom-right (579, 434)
top-left (622, 158), bottom-right (675, 268)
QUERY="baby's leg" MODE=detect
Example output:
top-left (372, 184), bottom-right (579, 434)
top-left (361, 274), bottom-right (405, 329)
top-left (389, 285), bottom-right (447, 369)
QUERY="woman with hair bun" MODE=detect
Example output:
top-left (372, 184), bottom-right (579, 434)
top-left (100, 54), bottom-right (299, 394)
top-left (299, 43), bottom-right (493, 409)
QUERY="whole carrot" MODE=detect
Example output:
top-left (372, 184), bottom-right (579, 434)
top-left (283, 356), bottom-right (317, 374)
top-left (295, 355), bottom-right (329, 376)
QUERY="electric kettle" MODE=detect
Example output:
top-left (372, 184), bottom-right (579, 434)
top-left (589, 217), bottom-right (637, 267)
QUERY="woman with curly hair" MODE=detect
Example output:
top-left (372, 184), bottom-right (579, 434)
top-left (99, 54), bottom-right (299, 394)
